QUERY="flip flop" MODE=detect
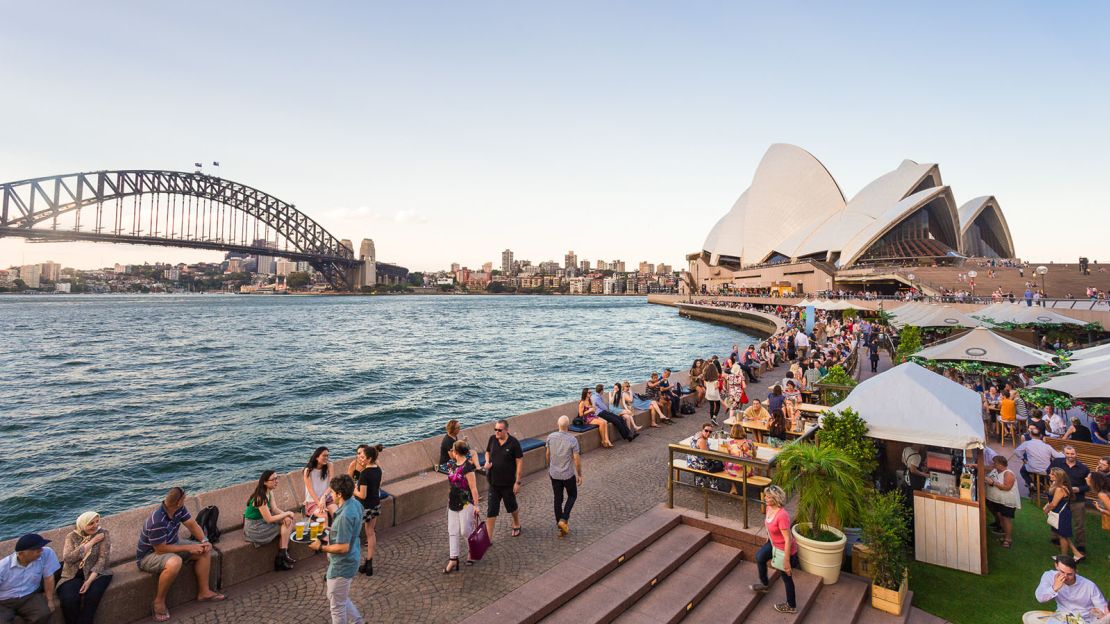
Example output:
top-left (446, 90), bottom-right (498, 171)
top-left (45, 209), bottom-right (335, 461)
top-left (197, 593), bottom-right (226, 602)
top-left (153, 609), bottom-right (171, 622)
top-left (511, 527), bottom-right (522, 537)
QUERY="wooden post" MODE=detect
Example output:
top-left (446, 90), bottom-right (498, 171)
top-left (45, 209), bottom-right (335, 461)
top-left (667, 446), bottom-right (674, 509)
top-left (977, 447), bottom-right (989, 575)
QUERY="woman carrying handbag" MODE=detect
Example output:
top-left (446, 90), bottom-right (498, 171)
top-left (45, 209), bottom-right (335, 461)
top-left (749, 485), bottom-right (800, 614)
top-left (1044, 467), bottom-right (1084, 562)
top-left (444, 440), bottom-right (482, 573)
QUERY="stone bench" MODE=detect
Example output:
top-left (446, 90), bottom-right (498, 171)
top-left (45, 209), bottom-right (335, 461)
top-left (0, 497), bottom-right (224, 624)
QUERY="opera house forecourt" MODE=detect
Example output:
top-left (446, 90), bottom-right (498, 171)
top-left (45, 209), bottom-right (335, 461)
top-left (689, 144), bottom-right (1017, 296)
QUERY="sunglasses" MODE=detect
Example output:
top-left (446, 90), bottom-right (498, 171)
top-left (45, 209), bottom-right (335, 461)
top-left (702, 429), bottom-right (713, 433)
top-left (494, 428), bottom-right (506, 432)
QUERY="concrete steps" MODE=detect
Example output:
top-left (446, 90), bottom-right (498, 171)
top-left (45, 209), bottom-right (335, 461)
top-left (538, 525), bottom-right (710, 624)
top-left (613, 541), bottom-right (742, 624)
top-left (465, 508), bottom-right (948, 624)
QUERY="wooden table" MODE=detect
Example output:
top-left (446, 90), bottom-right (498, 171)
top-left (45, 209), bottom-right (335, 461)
top-left (797, 403), bottom-right (827, 414)
top-left (679, 435), bottom-right (781, 462)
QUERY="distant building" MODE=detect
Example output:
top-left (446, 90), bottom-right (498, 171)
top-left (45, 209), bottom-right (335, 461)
top-left (568, 277), bottom-right (589, 294)
top-left (603, 277), bottom-right (623, 294)
top-left (481, 261), bottom-right (493, 273)
top-left (579, 259), bottom-right (591, 273)
top-left (638, 261), bottom-right (654, 275)
top-left (658, 263), bottom-right (672, 275)
top-left (54, 282), bottom-right (71, 293)
top-left (163, 268), bottom-right (181, 281)
top-left (589, 278), bottom-right (604, 294)
top-left (565, 251), bottom-right (577, 272)
top-left (539, 260), bottom-right (560, 275)
top-left (502, 249), bottom-right (514, 274)
top-left (19, 264), bottom-right (42, 288)
top-left (40, 261), bottom-right (61, 282)
top-left (276, 260), bottom-right (297, 276)
top-left (226, 258), bottom-right (244, 274)
top-left (612, 260), bottom-right (626, 273)
top-left (596, 260), bottom-right (608, 271)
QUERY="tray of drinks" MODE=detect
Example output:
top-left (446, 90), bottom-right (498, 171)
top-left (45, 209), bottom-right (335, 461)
top-left (290, 520), bottom-right (330, 544)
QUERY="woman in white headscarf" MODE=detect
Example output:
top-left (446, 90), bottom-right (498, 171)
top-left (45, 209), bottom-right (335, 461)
top-left (58, 511), bottom-right (113, 624)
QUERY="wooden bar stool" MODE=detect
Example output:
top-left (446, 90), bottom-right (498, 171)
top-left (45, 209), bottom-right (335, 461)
top-left (998, 419), bottom-right (1019, 446)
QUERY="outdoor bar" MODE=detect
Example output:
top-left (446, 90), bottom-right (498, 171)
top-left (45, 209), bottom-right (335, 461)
top-left (827, 362), bottom-right (989, 575)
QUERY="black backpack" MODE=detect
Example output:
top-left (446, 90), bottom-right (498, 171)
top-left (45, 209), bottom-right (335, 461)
top-left (196, 505), bottom-right (221, 544)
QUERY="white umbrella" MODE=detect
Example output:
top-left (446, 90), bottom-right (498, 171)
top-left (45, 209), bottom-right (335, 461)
top-left (1059, 354), bottom-right (1110, 374)
top-left (892, 306), bottom-right (994, 330)
top-left (913, 327), bottom-right (1057, 368)
top-left (973, 304), bottom-right (1084, 326)
top-left (1071, 343), bottom-right (1110, 361)
top-left (1033, 369), bottom-right (1110, 399)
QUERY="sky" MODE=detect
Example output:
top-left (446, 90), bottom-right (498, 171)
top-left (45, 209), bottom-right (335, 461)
top-left (1, 1), bottom-right (1108, 272)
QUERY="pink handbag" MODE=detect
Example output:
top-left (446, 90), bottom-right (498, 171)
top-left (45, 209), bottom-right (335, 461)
top-left (467, 521), bottom-right (491, 561)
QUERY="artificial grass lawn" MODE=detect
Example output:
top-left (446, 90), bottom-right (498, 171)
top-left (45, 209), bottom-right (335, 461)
top-left (910, 501), bottom-right (1110, 624)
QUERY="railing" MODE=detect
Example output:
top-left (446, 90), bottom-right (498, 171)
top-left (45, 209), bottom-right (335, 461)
top-left (698, 292), bottom-right (1110, 309)
top-left (666, 443), bottom-right (773, 528)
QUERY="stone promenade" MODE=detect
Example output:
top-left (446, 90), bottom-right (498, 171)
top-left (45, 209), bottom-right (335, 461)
top-left (156, 403), bottom-right (764, 624)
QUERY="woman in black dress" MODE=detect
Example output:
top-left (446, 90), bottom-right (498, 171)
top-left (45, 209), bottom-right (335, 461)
top-left (354, 444), bottom-right (384, 576)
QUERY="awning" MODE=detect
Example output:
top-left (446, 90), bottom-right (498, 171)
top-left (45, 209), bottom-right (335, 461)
top-left (824, 362), bottom-right (985, 449)
top-left (914, 327), bottom-right (1057, 368)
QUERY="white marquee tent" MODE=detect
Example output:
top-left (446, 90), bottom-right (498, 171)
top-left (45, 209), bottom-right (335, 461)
top-left (825, 362), bottom-right (985, 449)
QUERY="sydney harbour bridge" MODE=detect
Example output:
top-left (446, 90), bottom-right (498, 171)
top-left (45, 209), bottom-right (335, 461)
top-left (0, 170), bottom-right (377, 290)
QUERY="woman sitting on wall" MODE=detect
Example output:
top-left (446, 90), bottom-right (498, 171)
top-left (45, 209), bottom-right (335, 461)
top-left (243, 470), bottom-right (296, 571)
top-left (579, 387), bottom-right (612, 448)
top-left (58, 512), bottom-right (113, 624)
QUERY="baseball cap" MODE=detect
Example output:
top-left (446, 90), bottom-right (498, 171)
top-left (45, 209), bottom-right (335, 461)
top-left (15, 533), bottom-right (51, 551)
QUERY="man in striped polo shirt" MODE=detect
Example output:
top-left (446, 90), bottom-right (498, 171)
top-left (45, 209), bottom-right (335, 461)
top-left (135, 487), bottom-right (224, 621)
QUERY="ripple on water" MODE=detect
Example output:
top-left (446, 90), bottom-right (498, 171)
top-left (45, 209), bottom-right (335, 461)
top-left (0, 295), bottom-right (757, 539)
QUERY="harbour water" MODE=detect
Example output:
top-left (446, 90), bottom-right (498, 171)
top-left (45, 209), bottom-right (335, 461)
top-left (0, 294), bottom-right (757, 539)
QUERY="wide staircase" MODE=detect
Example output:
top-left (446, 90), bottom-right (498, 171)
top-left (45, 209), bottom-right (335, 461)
top-left (460, 506), bottom-right (946, 624)
top-left (896, 263), bottom-right (1110, 301)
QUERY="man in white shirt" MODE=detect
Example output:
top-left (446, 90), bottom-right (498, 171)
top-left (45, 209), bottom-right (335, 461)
top-left (1045, 406), bottom-right (1068, 438)
top-left (794, 331), bottom-right (809, 360)
top-left (1025, 555), bottom-right (1110, 623)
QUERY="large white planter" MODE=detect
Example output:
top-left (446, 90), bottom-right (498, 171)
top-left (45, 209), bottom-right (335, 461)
top-left (791, 523), bottom-right (847, 585)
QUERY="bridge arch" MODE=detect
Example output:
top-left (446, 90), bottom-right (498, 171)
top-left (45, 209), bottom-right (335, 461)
top-left (0, 170), bottom-right (358, 288)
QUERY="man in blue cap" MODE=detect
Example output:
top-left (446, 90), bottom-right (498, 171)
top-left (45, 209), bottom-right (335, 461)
top-left (0, 533), bottom-right (60, 623)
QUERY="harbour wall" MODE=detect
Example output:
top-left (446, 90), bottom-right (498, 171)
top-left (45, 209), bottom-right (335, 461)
top-left (0, 373), bottom-right (697, 624)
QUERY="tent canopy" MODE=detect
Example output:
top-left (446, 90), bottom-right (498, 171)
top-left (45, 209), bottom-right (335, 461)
top-left (1033, 369), bottom-right (1110, 400)
top-left (824, 362), bottom-right (985, 449)
top-left (914, 327), bottom-right (1057, 368)
top-left (972, 303), bottom-right (1085, 326)
top-left (891, 306), bottom-right (995, 329)
top-left (1071, 343), bottom-right (1110, 361)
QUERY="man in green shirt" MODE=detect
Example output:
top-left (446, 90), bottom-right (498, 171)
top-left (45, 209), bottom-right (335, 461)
top-left (308, 475), bottom-right (363, 624)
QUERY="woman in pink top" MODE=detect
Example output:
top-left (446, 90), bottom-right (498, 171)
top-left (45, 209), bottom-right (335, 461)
top-left (749, 485), bottom-right (800, 614)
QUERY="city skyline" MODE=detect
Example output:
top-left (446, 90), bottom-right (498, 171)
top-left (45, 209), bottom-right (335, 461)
top-left (2, 3), bottom-right (1109, 272)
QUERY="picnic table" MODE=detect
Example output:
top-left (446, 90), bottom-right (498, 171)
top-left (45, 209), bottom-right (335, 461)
top-left (667, 436), bottom-right (780, 528)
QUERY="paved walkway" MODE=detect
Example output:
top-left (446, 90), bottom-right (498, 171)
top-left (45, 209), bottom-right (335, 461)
top-left (856, 339), bottom-right (895, 382)
top-left (155, 401), bottom-right (767, 624)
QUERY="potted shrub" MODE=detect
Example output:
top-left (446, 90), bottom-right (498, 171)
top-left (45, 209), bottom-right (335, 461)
top-left (860, 490), bottom-right (911, 614)
top-left (773, 442), bottom-right (863, 584)
top-left (816, 364), bottom-right (858, 405)
top-left (893, 325), bottom-right (922, 364)
top-left (818, 408), bottom-right (878, 557)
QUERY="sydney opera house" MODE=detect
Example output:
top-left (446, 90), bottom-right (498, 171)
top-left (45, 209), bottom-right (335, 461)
top-left (689, 144), bottom-right (1016, 295)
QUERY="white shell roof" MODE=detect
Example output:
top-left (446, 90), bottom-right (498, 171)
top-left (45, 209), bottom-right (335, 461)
top-left (957, 196), bottom-right (1015, 257)
top-left (702, 144), bottom-right (843, 265)
top-left (703, 145), bottom-right (1000, 268)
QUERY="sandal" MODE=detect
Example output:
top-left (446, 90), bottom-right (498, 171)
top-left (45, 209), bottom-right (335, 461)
top-left (443, 557), bottom-right (459, 574)
top-left (511, 527), bottom-right (522, 537)
top-left (465, 559), bottom-right (476, 566)
top-left (153, 607), bottom-right (171, 622)
top-left (1000, 539), bottom-right (1011, 548)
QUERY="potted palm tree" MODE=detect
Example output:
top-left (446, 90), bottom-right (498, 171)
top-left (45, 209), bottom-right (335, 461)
top-left (860, 490), bottom-right (911, 614)
top-left (773, 442), bottom-right (863, 584)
